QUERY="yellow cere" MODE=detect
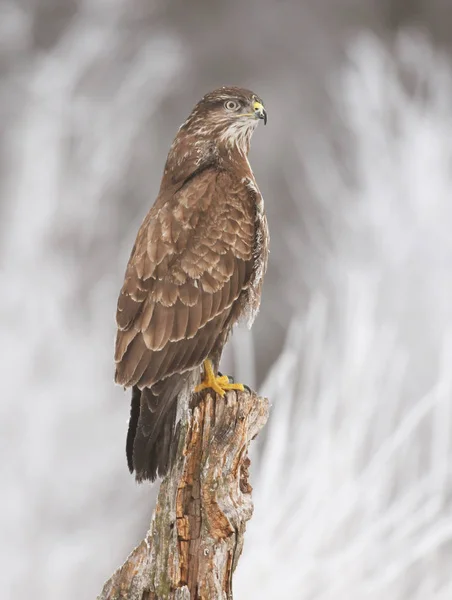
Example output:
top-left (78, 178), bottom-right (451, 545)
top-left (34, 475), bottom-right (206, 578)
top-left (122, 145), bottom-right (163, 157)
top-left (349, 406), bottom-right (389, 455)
top-left (253, 100), bottom-right (264, 113)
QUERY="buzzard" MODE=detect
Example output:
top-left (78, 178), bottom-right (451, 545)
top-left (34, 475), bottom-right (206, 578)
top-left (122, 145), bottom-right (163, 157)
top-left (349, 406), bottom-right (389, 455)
top-left (115, 87), bottom-right (269, 481)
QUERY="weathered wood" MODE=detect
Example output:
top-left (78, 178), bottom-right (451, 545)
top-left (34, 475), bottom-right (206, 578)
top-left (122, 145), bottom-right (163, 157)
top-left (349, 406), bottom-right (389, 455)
top-left (98, 387), bottom-right (269, 600)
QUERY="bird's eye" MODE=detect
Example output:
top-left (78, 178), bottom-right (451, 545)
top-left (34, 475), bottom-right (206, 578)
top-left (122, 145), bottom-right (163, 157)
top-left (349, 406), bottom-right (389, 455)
top-left (224, 100), bottom-right (239, 111)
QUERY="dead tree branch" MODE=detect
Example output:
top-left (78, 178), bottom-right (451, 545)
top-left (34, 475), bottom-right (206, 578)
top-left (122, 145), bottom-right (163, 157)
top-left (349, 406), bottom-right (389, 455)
top-left (98, 387), bottom-right (269, 600)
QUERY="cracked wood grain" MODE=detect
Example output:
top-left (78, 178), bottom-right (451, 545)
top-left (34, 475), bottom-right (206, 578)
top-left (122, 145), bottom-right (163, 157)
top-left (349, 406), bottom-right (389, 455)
top-left (98, 387), bottom-right (269, 600)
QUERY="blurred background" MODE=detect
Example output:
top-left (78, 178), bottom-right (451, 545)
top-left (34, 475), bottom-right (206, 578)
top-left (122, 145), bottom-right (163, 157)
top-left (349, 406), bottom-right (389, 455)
top-left (2, 0), bottom-right (452, 598)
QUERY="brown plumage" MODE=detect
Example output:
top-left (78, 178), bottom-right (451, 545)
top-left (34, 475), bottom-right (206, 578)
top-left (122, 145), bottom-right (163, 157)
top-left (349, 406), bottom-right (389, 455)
top-left (115, 87), bottom-right (269, 481)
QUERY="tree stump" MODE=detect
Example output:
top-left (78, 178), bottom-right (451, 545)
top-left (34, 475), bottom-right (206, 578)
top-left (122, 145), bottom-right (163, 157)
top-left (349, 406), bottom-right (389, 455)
top-left (98, 386), bottom-right (269, 600)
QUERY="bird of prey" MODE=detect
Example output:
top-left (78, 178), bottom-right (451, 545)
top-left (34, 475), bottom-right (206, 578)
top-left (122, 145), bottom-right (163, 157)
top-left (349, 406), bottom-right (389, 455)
top-left (115, 87), bottom-right (268, 482)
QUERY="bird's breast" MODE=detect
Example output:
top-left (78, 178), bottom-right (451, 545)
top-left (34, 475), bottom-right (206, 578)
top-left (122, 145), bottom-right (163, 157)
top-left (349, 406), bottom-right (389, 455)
top-left (245, 187), bottom-right (269, 328)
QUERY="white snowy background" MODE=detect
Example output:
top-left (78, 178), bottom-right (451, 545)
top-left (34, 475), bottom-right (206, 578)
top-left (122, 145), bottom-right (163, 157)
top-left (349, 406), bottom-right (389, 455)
top-left (2, 1), bottom-right (452, 598)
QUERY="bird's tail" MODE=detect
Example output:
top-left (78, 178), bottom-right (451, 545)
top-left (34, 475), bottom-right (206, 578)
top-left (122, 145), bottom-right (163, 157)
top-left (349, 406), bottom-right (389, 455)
top-left (126, 373), bottom-right (188, 482)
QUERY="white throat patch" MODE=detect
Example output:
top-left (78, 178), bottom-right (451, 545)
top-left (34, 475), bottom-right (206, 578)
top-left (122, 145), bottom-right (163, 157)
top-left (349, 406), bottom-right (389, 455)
top-left (219, 118), bottom-right (258, 154)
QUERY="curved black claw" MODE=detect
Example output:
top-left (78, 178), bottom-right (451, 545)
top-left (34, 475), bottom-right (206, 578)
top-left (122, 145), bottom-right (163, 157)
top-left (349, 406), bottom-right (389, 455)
top-left (217, 371), bottom-right (252, 394)
top-left (217, 371), bottom-right (235, 384)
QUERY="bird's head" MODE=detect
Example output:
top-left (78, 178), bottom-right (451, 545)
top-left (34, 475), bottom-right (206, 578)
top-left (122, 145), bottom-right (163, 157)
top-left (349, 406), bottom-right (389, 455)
top-left (181, 86), bottom-right (267, 155)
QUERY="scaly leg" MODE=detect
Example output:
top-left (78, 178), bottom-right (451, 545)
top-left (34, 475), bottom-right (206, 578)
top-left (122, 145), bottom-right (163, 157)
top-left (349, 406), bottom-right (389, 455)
top-left (195, 359), bottom-right (245, 397)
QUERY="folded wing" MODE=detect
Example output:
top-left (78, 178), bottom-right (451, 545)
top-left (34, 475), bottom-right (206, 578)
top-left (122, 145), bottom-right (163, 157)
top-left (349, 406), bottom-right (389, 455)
top-left (114, 168), bottom-right (256, 390)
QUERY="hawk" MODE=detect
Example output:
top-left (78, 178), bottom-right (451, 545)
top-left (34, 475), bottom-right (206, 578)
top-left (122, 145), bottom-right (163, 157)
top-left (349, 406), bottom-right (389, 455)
top-left (115, 87), bottom-right (269, 481)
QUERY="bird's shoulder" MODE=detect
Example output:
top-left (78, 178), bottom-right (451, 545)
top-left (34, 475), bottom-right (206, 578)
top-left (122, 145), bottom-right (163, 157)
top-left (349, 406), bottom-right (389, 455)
top-left (116, 166), bottom-right (256, 332)
top-left (129, 166), bottom-right (256, 266)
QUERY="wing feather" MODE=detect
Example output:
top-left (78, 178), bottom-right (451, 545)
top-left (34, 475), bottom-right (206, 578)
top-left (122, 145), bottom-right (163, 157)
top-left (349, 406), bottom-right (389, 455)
top-left (201, 292), bottom-right (213, 326)
top-left (138, 300), bottom-right (155, 332)
top-left (186, 295), bottom-right (204, 338)
top-left (118, 335), bottom-right (148, 385)
top-left (171, 300), bottom-right (190, 341)
top-left (115, 168), bottom-right (257, 390)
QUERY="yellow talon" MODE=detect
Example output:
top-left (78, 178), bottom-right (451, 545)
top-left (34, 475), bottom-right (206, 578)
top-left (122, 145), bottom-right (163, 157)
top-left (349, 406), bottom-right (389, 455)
top-left (195, 359), bottom-right (245, 397)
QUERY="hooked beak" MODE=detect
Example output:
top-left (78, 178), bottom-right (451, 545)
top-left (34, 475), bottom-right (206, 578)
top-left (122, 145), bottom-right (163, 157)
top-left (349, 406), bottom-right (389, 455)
top-left (253, 100), bottom-right (267, 125)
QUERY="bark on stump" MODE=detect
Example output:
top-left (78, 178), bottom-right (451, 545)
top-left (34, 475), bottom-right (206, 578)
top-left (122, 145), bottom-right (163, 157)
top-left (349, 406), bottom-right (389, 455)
top-left (98, 387), bottom-right (269, 600)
